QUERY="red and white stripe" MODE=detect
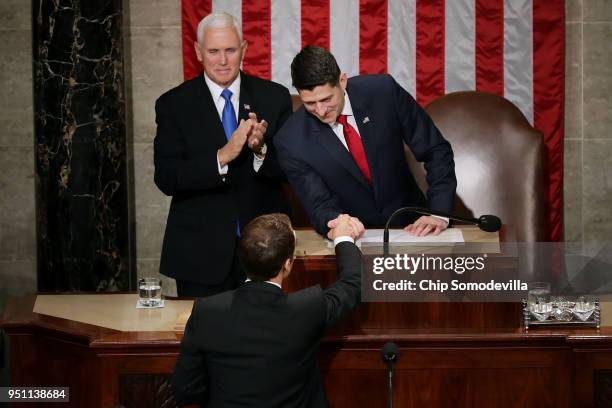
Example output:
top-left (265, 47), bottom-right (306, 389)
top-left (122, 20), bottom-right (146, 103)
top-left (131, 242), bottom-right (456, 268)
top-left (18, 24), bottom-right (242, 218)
top-left (181, 0), bottom-right (564, 240)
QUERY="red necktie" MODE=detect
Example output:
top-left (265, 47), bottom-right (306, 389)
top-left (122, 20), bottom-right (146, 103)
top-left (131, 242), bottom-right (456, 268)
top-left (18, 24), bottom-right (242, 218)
top-left (337, 115), bottom-right (372, 184)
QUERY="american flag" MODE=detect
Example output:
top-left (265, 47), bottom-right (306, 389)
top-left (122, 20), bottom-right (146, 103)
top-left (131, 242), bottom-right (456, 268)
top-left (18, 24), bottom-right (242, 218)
top-left (181, 0), bottom-right (564, 241)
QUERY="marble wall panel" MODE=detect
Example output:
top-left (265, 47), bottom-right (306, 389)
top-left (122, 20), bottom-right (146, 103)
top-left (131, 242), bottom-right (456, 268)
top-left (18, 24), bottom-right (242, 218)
top-left (0, 260), bottom-right (37, 310)
top-left (127, 0), bottom-right (181, 28)
top-left (0, 0), bottom-right (32, 30)
top-left (0, 147), bottom-right (36, 261)
top-left (566, 0), bottom-right (582, 23)
top-left (584, 0), bottom-right (612, 22)
top-left (583, 23), bottom-right (612, 140)
top-left (129, 27), bottom-right (183, 143)
top-left (0, 0), bottom-right (36, 301)
top-left (582, 140), bottom-right (612, 243)
top-left (563, 140), bottom-right (582, 243)
top-left (127, 0), bottom-right (182, 291)
top-left (33, 0), bottom-right (133, 291)
top-left (133, 143), bottom-right (170, 260)
top-left (0, 30), bottom-right (34, 148)
top-left (564, 23), bottom-right (582, 141)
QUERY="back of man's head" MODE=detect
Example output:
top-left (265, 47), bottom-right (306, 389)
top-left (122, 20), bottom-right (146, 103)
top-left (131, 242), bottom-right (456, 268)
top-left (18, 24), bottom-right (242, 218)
top-left (239, 213), bottom-right (296, 281)
top-left (291, 46), bottom-right (341, 91)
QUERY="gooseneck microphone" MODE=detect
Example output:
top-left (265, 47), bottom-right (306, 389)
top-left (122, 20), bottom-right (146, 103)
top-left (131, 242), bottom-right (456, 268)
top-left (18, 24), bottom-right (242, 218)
top-left (383, 206), bottom-right (502, 256)
top-left (381, 342), bottom-right (400, 408)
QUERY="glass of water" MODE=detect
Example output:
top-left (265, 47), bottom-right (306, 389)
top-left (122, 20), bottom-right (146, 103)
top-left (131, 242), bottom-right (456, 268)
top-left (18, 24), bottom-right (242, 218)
top-left (573, 296), bottom-right (596, 321)
top-left (138, 277), bottom-right (163, 307)
top-left (527, 282), bottom-right (551, 321)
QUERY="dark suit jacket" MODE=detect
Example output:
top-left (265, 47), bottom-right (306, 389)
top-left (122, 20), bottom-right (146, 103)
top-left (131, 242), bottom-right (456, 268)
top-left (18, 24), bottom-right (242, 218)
top-left (172, 241), bottom-right (362, 408)
top-left (154, 73), bottom-right (292, 284)
top-left (274, 74), bottom-right (456, 235)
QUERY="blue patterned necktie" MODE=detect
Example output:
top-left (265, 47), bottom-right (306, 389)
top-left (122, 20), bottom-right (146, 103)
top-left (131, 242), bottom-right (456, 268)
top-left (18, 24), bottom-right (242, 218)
top-left (221, 88), bottom-right (238, 140)
top-left (220, 88), bottom-right (240, 235)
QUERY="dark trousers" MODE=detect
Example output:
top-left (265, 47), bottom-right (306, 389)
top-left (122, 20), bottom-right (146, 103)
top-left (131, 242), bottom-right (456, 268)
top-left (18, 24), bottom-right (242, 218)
top-left (176, 249), bottom-right (245, 297)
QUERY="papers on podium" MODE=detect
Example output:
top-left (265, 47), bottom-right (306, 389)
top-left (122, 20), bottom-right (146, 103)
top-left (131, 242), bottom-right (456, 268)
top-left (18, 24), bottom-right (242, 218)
top-left (357, 228), bottom-right (465, 247)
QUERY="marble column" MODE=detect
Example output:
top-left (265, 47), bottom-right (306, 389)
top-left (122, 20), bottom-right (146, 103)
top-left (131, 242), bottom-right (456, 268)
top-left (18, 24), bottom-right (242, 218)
top-left (33, 0), bottom-right (134, 291)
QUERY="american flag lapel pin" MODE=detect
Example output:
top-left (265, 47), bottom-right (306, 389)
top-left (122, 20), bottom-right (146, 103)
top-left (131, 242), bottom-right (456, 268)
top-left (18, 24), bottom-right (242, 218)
top-left (244, 104), bottom-right (251, 111)
top-left (362, 116), bottom-right (370, 124)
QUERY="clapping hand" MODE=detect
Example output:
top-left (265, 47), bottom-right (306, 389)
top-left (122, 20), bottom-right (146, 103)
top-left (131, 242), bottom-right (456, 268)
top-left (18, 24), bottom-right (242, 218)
top-left (218, 118), bottom-right (253, 167)
top-left (246, 112), bottom-right (268, 155)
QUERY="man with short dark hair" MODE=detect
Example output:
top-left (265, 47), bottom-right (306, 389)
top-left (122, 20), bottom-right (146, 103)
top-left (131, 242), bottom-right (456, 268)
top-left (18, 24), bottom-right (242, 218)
top-left (275, 46), bottom-right (457, 238)
top-left (172, 213), bottom-right (362, 407)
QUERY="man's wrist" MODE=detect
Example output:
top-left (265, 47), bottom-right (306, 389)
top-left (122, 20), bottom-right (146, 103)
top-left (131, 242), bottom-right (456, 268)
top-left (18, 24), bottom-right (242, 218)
top-left (217, 150), bottom-right (229, 175)
top-left (431, 214), bottom-right (449, 225)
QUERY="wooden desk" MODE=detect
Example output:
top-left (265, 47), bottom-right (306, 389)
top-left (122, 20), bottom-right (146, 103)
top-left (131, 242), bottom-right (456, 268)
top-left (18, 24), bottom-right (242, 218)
top-left (2, 228), bottom-right (612, 407)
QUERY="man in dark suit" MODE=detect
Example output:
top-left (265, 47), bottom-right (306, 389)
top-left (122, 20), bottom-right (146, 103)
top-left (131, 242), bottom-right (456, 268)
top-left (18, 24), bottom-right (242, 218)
top-left (154, 13), bottom-right (292, 296)
top-left (275, 46), bottom-right (456, 238)
top-left (172, 213), bottom-right (362, 407)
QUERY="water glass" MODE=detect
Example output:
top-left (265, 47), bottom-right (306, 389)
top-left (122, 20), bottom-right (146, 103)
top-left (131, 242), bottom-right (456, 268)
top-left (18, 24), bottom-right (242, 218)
top-left (573, 296), bottom-right (596, 321)
top-left (138, 277), bottom-right (163, 307)
top-left (528, 282), bottom-right (551, 321)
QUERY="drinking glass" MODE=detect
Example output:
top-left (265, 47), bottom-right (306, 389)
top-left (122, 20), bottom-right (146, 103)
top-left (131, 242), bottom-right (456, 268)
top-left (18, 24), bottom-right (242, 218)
top-left (138, 277), bottom-right (163, 307)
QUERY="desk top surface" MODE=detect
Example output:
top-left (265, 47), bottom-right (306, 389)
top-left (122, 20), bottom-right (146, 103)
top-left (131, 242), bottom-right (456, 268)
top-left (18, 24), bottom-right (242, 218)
top-left (33, 294), bottom-right (193, 332)
top-left (294, 226), bottom-right (500, 256)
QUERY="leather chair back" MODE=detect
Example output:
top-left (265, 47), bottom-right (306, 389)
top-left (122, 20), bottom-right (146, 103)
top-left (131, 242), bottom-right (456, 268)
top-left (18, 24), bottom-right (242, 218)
top-left (417, 91), bottom-right (548, 242)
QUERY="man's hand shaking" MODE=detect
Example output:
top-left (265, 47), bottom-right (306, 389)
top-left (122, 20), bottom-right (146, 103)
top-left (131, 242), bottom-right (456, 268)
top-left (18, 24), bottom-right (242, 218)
top-left (327, 214), bottom-right (365, 241)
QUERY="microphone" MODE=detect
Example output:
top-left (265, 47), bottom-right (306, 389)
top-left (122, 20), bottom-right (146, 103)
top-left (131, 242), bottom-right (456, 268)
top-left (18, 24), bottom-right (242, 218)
top-left (383, 206), bottom-right (502, 256)
top-left (381, 342), bottom-right (400, 408)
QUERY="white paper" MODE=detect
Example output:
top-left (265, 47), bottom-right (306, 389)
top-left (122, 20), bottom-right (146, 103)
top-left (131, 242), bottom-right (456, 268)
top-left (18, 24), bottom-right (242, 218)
top-left (357, 228), bottom-right (465, 246)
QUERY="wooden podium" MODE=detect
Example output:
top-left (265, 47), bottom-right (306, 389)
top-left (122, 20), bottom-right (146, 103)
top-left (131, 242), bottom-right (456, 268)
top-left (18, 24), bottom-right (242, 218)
top-left (2, 228), bottom-right (612, 407)
top-left (288, 227), bottom-right (559, 408)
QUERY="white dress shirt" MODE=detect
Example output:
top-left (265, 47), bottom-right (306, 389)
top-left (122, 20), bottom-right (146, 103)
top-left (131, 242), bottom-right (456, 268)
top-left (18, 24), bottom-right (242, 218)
top-left (204, 73), bottom-right (264, 175)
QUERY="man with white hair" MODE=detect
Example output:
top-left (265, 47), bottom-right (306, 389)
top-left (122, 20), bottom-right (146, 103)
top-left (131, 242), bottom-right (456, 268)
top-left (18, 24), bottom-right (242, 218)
top-left (154, 13), bottom-right (293, 297)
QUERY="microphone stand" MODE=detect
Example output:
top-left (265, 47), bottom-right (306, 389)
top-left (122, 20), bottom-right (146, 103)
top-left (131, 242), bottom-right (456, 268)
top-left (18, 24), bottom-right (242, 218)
top-left (383, 206), bottom-right (502, 256)
top-left (386, 363), bottom-right (394, 408)
top-left (381, 342), bottom-right (400, 408)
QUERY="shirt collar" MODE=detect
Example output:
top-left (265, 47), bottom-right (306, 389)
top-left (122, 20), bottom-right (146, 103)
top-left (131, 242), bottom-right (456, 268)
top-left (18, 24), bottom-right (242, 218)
top-left (341, 91), bottom-right (354, 117)
top-left (244, 278), bottom-right (282, 289)
top-left (203, 72), bottom-right (241, 102)
top-left (332, 91), bottom-right (354, 126)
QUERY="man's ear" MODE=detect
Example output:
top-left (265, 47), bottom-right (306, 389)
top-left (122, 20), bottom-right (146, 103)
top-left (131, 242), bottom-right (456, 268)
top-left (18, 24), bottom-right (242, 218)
top-left (240, 41), bottom-right (248, 66)
top-left (283, 257), bottom-right (294, 277)
top-left (339, 73), bottom-right (348, 91)
top-left (194, 41), bottom-right (203, 62)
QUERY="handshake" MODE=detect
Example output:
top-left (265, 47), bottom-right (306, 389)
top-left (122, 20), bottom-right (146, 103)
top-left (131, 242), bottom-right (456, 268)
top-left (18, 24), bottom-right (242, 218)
top-left (326, 214), bottom-right (365, 241)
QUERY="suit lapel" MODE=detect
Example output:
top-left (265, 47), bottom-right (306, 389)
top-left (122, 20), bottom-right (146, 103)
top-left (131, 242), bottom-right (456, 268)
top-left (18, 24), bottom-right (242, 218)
top-left (238, 72), bottom-right (254, 123)
top-left (309, 114), bottom-right (373, 193)
top-left (194, 75), bottom-right (228, 147)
